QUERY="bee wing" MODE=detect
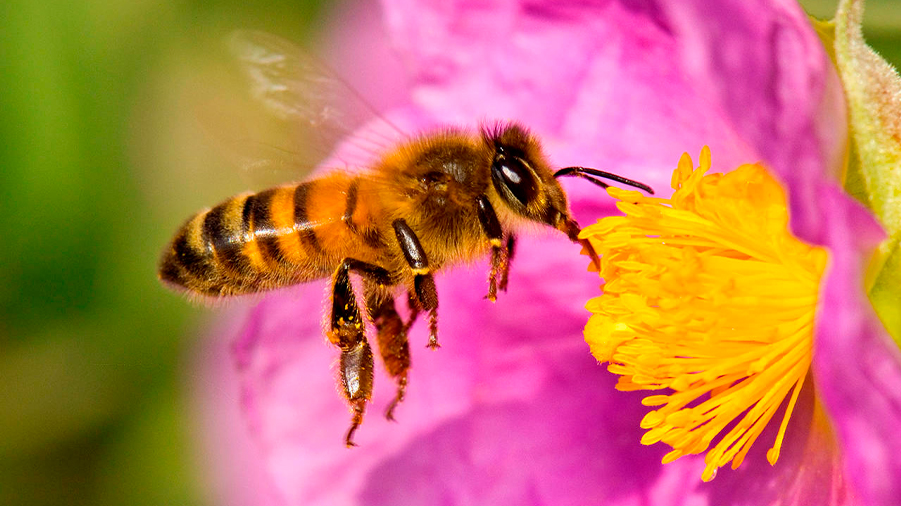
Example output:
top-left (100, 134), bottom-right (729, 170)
top-left (225, 30), bottom-right (406, 173)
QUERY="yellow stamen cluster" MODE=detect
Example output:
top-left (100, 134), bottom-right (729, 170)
top-left (581, 147), bottom-right (828, 481)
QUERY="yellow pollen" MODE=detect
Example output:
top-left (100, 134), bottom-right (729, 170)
top-left (580, 147), bottom-right (828, 481)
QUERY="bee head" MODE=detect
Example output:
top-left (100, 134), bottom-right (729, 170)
top-left (482, 123), bottom-right (577, 238)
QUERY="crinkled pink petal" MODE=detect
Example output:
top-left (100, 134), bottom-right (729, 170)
top-left (654, 0), bottom-right (847, 245)
top-left (201, 0), bottom-right (901, 505)
top-left (658, 2), bottom-right (901, 503)
top-left (190, 307), bottom-right (286, 506)
top-left (694, 381), bottom-right (857, 506)
top-left (236, 258), bottom-right (688, 505)
top-left (381, 0), bottom-right (760, 199)
top-left (643, 1), bottom-right (901, 503)
top-left (813, 185), bottom-right (901, 506)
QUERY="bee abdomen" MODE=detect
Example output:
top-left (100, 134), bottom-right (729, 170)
top-left (159, 181), bottom-right (333, 297)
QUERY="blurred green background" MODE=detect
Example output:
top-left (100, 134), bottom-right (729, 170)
top-left (0, 1), bottom-right (898, 505)
top-left (0, 1), bottom-right (329, 505)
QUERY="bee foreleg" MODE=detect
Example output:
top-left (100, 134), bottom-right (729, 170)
top-left (476, 196), bottom-right (506, 302)
top-left (364, 283), bottom-right (410, 422)
top-left (329, 258), bottom-right (385, 447)
top-left (392, 219), bottom-right (440, 349)
top-left (498, 235), bottom-right (516, 293)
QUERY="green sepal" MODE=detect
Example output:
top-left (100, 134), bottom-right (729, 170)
top-left (834, 0), bottom-right (901, 344)
top-left (868, 236), bottom-right (901, 342)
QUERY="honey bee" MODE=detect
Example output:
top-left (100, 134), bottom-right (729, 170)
top-left (159, 33), bottom-right (654, 447)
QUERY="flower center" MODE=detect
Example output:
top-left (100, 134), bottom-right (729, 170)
top-left (581, 147), bottom-right (828, 481)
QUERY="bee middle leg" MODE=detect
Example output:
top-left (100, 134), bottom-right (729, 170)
top-left (329, 258), bottom-right (391, 447)
top-left (364, 283), bottom-right (411, 421)
top-left (392, 219), bottom-right (439, 349)
top-left (404, 292), bottom-right (420, 329)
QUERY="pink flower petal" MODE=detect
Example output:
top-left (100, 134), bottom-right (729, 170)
top-left (192, 0), bottom-right (901, 504)
top-left (381, 0), bottom-right (759, 198)
top-left (813, 185), bottom-right (901, 506)
top-left (190, 307), bottom-right (286, 506)
top-left (653, 0), bottom-right (847, 244)
top-left (235, 261), bottom-right (688, 505)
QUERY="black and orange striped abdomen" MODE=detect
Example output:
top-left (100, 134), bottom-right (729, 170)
top-left (159, 172), bottom-right (385, 297)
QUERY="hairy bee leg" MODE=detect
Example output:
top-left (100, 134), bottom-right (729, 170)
top-left (487, 248), bottom-right (502, 302)
top-left (329, 258), bottom-right (391, 447)
top-left (414, 274), bottom-right (439, 349)
top-left (475, 196), bottom-right (505, 302)
top-left (341, 341), bottom-right (372, 447)
top-left (498, 235), bottom-right (516, 292)
top-left (364, 284), bottom-right (410, 422)
top-left (393, 219), bottom-right (440, 349)
top-left (404, 292), bottom-right (420, 330)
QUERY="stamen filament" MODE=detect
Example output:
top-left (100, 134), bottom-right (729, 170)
top-left (581, 147), bottom-right (826, 480)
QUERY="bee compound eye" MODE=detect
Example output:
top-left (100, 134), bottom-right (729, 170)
top-left (491, 155), bottom-right (538, 207)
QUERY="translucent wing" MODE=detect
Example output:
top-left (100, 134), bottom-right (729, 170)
top-left (224, 30), bottom-right (406, 174)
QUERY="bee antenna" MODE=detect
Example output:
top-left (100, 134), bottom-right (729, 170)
top-left (554, 167), bottom-right (654, 194)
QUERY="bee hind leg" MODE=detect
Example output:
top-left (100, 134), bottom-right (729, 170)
top-left (329, 258), bottom-right (391, 447)
top-left (340, 341), bottom-right (372, 447)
